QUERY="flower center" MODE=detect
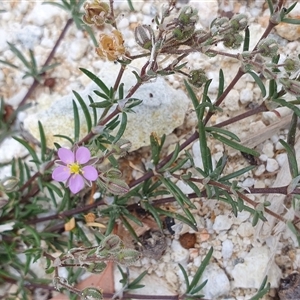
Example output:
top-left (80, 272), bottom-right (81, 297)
top-left (68, 163), bottom-right (82, 175)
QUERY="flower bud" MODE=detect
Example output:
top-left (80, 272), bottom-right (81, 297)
top-left (134, 25), bottom-right (154, 50)
top-left (230, 14), bottom-right (248, 32)
top-left (279, 78), bottom-right (300, 96)
top-left (223, 33), bottom-right (243, 49)
top-left (188, 69), bottom-right (208, 88)
top-left (81, 287), bottom-right (103, 300)
top-left (257, 38), bottom-right (278, 58)
top-left (210, 17), bottom-right (229, 35)
top-left (178, 6), bottom-right (199, 26)
top-left (83, 0), bottom-right (109, 26)
top-left (284, 57), bottom-right (300, 73)
top-left (1, 176), bottom-right (19, 193)
top-left (115, 248), bottom-right (141, 266)
top-left (172, 26), bottom-right (195, 42)
top-left (100, 234), bottom-right (123, 252)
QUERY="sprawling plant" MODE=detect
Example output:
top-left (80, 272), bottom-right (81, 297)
top-left (1, 0), bottom-right (300, 299)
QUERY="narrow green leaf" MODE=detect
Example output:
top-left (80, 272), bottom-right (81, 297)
top-left (155, 207), bottom-right (198, 231)
top-left (184, 80), bottom-right (199, 112)
top-left (212, 133), bottom-right (259, 156)
top-left (0, 59), bottom-right (19, 69)
top-left (279, 139), bottom-right (298, 178)
top-left (243, 26), bottom-right (250, 52)
top-left (40, 62), bottom-right (60, 73)
top-left (119, 215), bottom-right (140, 243)
top-left (198, 120), bottom-right (212, 174)
top-left (287, 112), bottom-right (298, 147)
top-left (206, 126), bottom-right (240, 142)
top-left (188, 247), bottom-right (213, 292)
top-left (72, 100), bottom-right (80, 142)
top-left (93, 90), bottom-right (110, 100)
top-left (13, 137), bottom-right (40, 166)
top-left (43, 182), bottom-right (63, 198)
top-left (127, 0), bottom-right (135, 11)
top-left (143, 201), bottom-right (163, 230)
top-left (266, 0), bottom-right (274, 14)
top-left (220, 165), bottom-right (255, 182)
top-left (273, 98), bottom-right (300, 118)
top-left (53, 134), bottom-right (74, 145)
top-left (217, 69), bottom-right (224, 100)
top-left (159, 143), bottom-right (181, 172)
top-left (247, 71), bottom-right (266, 97)
top-left (29, 49), bottom-right (37, 73)
top-left (88, 95), bottom-right (98, 126)
top-left (286, 220), bottom-right (300, 245)
top-left (38, 121), bottom-right (47, 162)
top-left (80, 68), bottom-right (110, 95)
top-left (169, 157), bottom-right (190, 173)
top-left (90, 100), bottom-right (112, 108)
top-left (73, 90), bottom-right (92, 132)
top-left (113, 112), bottom-right (127, 143)
top-left (178, 264), bottom-right (190, 291)
top-left (160, 177), bottom-right (197, 226)
top-left (7, 42), bottom-right (31, 69)
top-left (282, 18), bottom-right (300, 24)
top-left (127, 270), bottom-right (147, 290)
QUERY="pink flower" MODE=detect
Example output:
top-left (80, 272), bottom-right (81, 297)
top-left (52, 146), bottom-right (98, 194)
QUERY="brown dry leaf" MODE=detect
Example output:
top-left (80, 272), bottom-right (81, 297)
top-left (64, 217), bottom-right (75, 231)
top-left (50, 261), bottom-right (115, 300)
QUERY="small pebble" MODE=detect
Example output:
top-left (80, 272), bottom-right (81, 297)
top-left (179, 233), bottom-right (197, 249)
top-left (266, 158), bottom-right (279, 172)
top-left (224, 89), bottom-right (240, 111)
top-left (239, 88), bottom-right (253, 104)
top-left (276, 153), bottom-right (287, 167)
top-left (262, 142), bottom-right (274, 158)
top-left (254, 164), bottom-right (265, 176)
top-left (213, 215), bottom-right (233, 232)
top-left (222, 239), bottom-right (234, 259)
top-left (237, 222), bottom-right (254, 238)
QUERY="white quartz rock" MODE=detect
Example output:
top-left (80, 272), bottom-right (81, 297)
top-left (213, 215), bottom-right (233, 232)
top-left (201, 263), bottom-right (230, 299)
top-left (23, 60), bottom-right (189, 151)
top-left (222, 239), bottom-right (234, 260)
top-left (170, 240), bottom-right (190, 265)
top-left (231, 246), bottom-right (282, 288)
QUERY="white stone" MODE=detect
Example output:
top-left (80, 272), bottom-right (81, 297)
top-left (262, 142), bottom-right (274, 158)
top-left (0, 137), bottom-right (29, 164)
top-left (222, 239), bottom-right (234, 260)
top-left (275, 3), bottom-right (300, 41)
top-left (233, 211), bottom-right (251, 224)
top-left (176, 180), bottom-right (194, 195)
top-left (242, 177), bottom-right (255, 188)
top-left (231, 246), bottom-right (282, 288)
top-left (25, 3), bottom-right (65, 26)
top-left (69, 39), bottom-right (89, 61)
top-left (237, 222), bottom-right (254, 238)
top-left (201, 263), bottom-right (230, 299)
top-left (16, 24), bottom-right (43, 50)
top-left (224, 89), bottom-right (240, 111)
top-left (266, 158), bottom-right (279, 172)
top-left (170, 240), bottom-right (190, 265)
top-left (259, 154), bottom-right (268, 162)
top-left (23, 59), bottom-right (189, 151)
top-left (239, 89), bottom-right (253, 104)
top-left (276, 152), bottom-right (287, 167)
top-left (213, 215), bottom-right (233, 232)
top-left (194, 0), bottom-right (218, 29)
top-left (254, 164), bottom-right (265, 176)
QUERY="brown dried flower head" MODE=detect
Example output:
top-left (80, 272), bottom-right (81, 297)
top-left (96, 30), bottom-right (125, 61)
top-left (83, 0), bottom-right (109, 26)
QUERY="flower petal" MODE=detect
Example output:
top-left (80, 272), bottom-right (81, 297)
top-left (76, 147), bottom-right (91, 164)
top-left (82, 166), bottom-right (98, 181)
top-left (52, 166), bottom-right (70, 182)
top-left (58, 148), bottom-right (74, 164)
top-left (68, 174), bottom-right (85, 194)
